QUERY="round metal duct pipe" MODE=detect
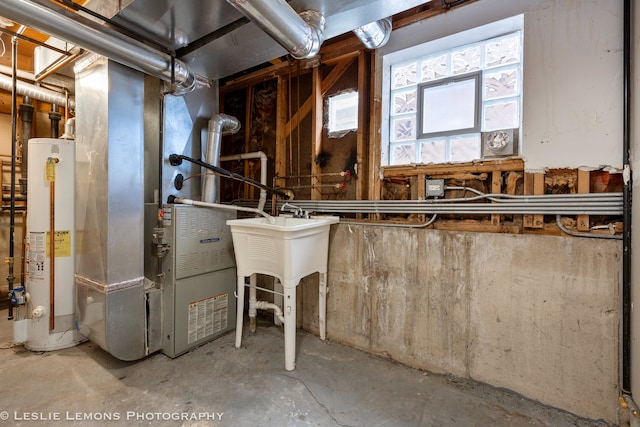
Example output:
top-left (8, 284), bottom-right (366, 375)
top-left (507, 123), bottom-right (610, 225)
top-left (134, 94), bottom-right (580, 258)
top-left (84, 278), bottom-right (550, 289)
top-left (203, 114), bottom-right (241, 203)
top-left (226, 0), bottom-right (325, 59)
top-left (353, 17), bottom-right (393, 49)
top-left (0, 0), bottom-right (203, 93)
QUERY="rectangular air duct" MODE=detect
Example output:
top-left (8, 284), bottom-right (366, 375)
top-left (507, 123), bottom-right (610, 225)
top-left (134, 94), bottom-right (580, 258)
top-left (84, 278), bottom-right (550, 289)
top-left (74, 56), bottom-right (147, 361)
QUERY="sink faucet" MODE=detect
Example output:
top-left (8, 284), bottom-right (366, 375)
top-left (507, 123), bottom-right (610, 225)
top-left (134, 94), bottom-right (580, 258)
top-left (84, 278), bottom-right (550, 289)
top-left (281, 202), bottom-right (309, 218)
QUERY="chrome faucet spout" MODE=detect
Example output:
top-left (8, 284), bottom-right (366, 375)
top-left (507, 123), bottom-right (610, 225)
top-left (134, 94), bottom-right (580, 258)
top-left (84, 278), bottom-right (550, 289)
top-left (281, 202), bottom-right (308, 218)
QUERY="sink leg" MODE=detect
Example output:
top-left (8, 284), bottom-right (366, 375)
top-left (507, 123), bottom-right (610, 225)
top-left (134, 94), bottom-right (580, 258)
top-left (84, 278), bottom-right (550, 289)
top-left (235, 276), bottom-right (245, 348)
top-left (284, 286), bottom-right (297, 371)
top-left (249, 274), bottom-right (257, 333)
top-left (319, 272), bottom-right (327, 341)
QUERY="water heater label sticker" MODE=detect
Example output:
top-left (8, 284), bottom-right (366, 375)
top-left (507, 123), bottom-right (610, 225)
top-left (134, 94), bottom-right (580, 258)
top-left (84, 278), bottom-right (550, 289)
top-left (26, 232), bottom-right (46, 282)
top-left (45, 230), bottom-right (71, 257)
top-left (187, 292), bottom-right (229, 344)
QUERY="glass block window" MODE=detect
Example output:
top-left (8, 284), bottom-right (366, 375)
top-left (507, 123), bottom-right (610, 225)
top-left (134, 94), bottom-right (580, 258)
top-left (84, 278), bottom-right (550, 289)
top-left (387, 31), bottom-right (522, 166)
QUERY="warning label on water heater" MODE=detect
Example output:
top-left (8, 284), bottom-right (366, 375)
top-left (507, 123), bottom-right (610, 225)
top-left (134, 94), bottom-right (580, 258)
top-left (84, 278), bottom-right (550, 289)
top-left (26, 232), bottom-right (46, 282)
top-left (187, 293), bottom-right (229, 344)
top-left (46, 230), bottom-right (71, 257)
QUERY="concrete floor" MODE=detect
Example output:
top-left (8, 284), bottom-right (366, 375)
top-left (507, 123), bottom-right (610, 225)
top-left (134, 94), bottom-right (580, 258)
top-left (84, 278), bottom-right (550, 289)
top-left (0, 310), bottom-right (612, 427)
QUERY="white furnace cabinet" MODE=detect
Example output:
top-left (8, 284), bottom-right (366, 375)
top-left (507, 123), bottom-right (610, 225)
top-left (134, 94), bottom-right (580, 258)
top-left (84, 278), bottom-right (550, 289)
top-left (147, 204), bottom-right (237, 358)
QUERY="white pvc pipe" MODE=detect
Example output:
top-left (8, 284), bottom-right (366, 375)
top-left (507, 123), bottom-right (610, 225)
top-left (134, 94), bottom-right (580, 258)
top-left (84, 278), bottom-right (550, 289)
top-left (255, 300), bottom-right (285, 324)
top-left (248, 274), bottom-right (257, 332)
top-left (173, 198), bottom-right (274, 222)
top-left (220, 151), bottom-right (268, 212)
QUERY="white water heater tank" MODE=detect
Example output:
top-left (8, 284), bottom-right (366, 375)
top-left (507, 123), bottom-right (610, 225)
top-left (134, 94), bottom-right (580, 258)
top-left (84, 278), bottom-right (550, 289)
top-left (24, 138), bottom-right (83, 350)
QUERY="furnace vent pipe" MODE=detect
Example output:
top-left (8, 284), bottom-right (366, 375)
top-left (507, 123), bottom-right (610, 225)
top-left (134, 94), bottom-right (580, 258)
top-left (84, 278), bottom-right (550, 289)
top-left (0, 73), bottom-right (75, 109)
top-left (0, 0), bottom-right (203, 93)
top-left (353, 18), bottom-right (392, 49)
top-left (226, 0), bottom-right (325, 59)
top-left (203, 114), bottom-right (241, 203)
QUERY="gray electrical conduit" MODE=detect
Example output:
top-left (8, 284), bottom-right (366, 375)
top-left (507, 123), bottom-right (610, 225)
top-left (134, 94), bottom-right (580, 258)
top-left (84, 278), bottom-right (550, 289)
top-left (232, 188), bottom-right (623, 236)
top-left (263, 197), bottom-right (622, 215)
top-left (555, 215), bottom-right (622, 240)
top-left (341, 214), bottom-right (438, 229)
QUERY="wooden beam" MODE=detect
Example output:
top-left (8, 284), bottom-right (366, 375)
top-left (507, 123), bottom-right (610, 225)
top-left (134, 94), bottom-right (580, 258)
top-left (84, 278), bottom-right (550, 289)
top-left (220, 60), bottom-right (292, 94)
top-left (311, 66), bottom-right (322, 200)
top-left (275, 76), bottom-right (288, 184)
top-left (219, 43), bottom-right (361, 95)
top-left (284, 56), bottom-right (356, 138)
top-left (320, 58), bottom-right (355, 96)
top-left (523, 172), bottom-right (545, 228)
top-left (577, 169), bottom-right (591, 231)
top-left (383, 158), bottom-right (525, 178)
top-left (369, 51), bottom-right (383, 206)
top-left (356, 51), bottom-right (367, 201)
top-left (491, 170), bottom-right (502, 227)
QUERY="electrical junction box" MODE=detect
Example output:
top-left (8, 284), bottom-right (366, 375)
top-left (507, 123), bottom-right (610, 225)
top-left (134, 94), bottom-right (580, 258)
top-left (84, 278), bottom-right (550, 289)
top-left (425, 179), bottom-right (445, 198)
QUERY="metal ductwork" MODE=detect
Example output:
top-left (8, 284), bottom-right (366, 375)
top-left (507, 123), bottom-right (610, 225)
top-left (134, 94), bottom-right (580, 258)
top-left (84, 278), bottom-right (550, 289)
top-left (0, 0), bottom-right (204, 93)
top-left (353, 17), bottom-right (393, 49)
top-left (226, 0), bottom-right (326, 59)
top-left (203, 114), bottom-right (241, 203)
top-left (0, 73), bottom-right (75, 109)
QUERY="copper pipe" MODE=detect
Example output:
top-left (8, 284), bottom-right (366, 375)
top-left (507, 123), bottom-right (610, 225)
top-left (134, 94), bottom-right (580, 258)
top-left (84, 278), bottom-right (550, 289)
top-left (34, 47), bottom-right (83, 83)
top-left (49, 179), bottom-right (55, 330)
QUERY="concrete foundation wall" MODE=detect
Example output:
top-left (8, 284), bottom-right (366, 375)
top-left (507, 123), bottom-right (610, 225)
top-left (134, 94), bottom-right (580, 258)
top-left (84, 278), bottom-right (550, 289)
top-left (301, 224), bottom-right (621, 423)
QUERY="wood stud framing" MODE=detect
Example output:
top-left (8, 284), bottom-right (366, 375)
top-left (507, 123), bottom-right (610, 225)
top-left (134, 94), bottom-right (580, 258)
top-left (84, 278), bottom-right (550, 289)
top-left (218, 4), bottom-right (617, 237)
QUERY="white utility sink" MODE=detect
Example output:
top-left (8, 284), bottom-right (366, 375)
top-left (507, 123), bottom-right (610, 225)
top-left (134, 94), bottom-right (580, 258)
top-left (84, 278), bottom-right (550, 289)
top-left (227, 215), bottom-right (339, 286)
top-left (227, 214), bottom-right (339, 370)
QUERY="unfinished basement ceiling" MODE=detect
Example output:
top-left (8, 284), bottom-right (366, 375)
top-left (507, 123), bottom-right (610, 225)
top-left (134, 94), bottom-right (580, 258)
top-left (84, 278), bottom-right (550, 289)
top-left (112, 0), bottom-right (434, 79)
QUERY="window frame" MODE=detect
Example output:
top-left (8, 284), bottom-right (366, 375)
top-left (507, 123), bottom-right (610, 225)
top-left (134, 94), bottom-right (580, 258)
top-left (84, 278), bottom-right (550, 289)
top-left (327, 91), bottom-right (359, 134)
top-left (380, 14), bottom-right (524, 167)
top-left (416, 71), bottom-right (482, 140)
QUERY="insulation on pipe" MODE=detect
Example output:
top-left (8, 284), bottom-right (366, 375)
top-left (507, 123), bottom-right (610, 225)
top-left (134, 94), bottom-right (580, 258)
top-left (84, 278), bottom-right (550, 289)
top-left (0, 73), bottom-right (75, 109)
